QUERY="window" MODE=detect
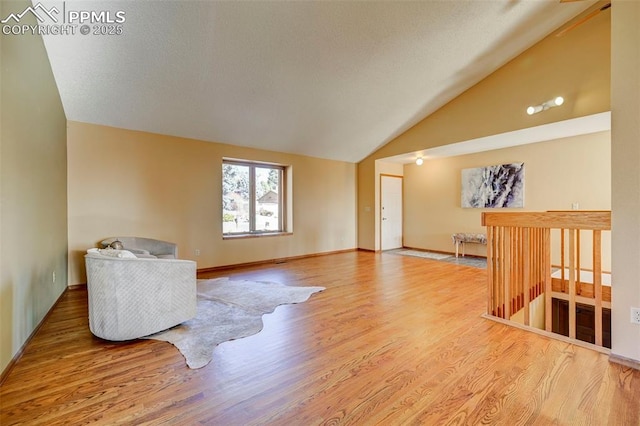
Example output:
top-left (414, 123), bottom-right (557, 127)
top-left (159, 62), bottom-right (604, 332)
top-left (222, 159), bottom-right (286, 235)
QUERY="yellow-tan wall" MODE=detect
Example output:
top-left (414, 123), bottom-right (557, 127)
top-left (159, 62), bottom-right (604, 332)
top-left (0, 1), bottom-right (68, 373)
top-left (67, 122), bottom-right (357, 285)
top-left (610, 0), bottom-right (640, 363)
top-left (401, 131), bottom-right (611, 269)
top-left (358, 7), bottom-right (610, 251)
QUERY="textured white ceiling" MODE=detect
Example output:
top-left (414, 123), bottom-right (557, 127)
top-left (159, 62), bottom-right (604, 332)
top-left (39, 0), bottom-right (595, 163)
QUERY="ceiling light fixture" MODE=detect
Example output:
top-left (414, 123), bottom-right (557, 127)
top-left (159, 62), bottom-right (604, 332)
top-left (526, 96), bottom-right (564, 115)
top-left (415, 157), bottom-right (423, 166)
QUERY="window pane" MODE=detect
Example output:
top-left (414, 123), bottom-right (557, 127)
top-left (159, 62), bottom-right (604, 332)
top-left (222, 164), bottom-right (250, 233)
top-left (255, 167), bottom-right (281, 232)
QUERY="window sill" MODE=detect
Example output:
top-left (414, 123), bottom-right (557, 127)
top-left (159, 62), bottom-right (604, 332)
top-left (223, 232), bottom-right (293, 240)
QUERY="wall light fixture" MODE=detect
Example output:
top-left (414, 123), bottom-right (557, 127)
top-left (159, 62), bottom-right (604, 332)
top-left (526, 96), bottom-right (564, 115)
top-left (416, 157), bottom-right (423, 166)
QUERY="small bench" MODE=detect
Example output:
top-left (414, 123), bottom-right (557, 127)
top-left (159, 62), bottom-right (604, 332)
top-left (452, 233), bottom-right (487, 258)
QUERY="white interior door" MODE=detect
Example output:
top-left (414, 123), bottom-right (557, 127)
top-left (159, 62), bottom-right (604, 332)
top-left (381, 175), bottom-right (403, 250)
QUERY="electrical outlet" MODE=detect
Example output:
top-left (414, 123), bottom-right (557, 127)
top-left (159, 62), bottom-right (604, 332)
top-left (195, 249), bottom-right (200, 256)
top-left (631, 307), bottom-right (640, 325)
top-left (52, 271), bottom-right (56, 284)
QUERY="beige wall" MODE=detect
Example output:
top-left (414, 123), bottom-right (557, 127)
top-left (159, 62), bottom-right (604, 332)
top-left (401, 132), bottom-right (611, 269)
top-left (358, 7), bottom-right (610, 251)
top-left (610, 0), bottom-right (640, 363)
top-left (0, 1), bottom-right (68, 373)
top-left (67, 122), bottom-right (357, 285)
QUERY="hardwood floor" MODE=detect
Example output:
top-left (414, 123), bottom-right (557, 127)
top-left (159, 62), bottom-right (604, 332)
top-left (1, 251), bottom-right (639, 425)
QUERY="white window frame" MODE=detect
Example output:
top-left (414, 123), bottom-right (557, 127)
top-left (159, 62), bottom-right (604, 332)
top-left (222, 158), bottom-right (289, 237)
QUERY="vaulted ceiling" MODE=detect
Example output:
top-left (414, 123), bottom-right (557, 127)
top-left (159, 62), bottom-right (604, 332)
top-left (40, 0), bottom-right (596, 163)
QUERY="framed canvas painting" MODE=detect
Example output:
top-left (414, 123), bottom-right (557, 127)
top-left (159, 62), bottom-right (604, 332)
top-left (461, 163), bottom-right (524, 208)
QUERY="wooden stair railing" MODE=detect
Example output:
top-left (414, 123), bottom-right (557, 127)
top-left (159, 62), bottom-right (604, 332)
top-left (482, 211), bottom-right (611, 347)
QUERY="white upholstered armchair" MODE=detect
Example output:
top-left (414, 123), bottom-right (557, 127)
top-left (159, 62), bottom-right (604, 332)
top-left (85, 251), bottom-right (197, 341)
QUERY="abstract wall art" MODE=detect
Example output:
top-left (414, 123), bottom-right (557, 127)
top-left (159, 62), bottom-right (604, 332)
top-left (461, 163), bottom-right (525, 208)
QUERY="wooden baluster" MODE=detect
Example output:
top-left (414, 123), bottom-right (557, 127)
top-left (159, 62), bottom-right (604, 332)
top-left (512, 227), bottom-right (518, 314)
top-left (516, 227), bottom-right (520, 312)
top-left (510, 228), bottom-right (514, 314)
top-left (521, 228), bottom-right (525, 312)
top-left (561, 229), bottom-right (566, 292)
top-left (538, 228), bottom-right (543, 298)
top-left (498, 228), bottom-right (502, 315)
top-left (531, 228), bottom-right (536, 300)
top-left (518, 228), bottom-right (523, 313)
top-left (493, 227), bottom-right (498, 317)
top-left (487, 226), bottom-right (494, 316)
top-left (523, 227), bottom-right (530, 326)
top-left (504, 227), bottom-right (511, 320)
top-left (568, 229), bottom-right (576, 339)
top-left (519, 228), bottom-right (524, 311)
top-left (500, 226), bottom-right (506, 318)
top-left (497, 226), bottom-right (503, 317)
top-left (529, 228), bottom-right (539, 300)
top-left (537, 228), bottom-right (542, 298)
top-left (511, 228), bottom-right (516, 314)
top-left (534, 228), bottom-right (540, 298)
top-left (576, 230), bottom-right (581, 296)
top-left (593, 230), bottom-right (603, 346)
top-left (544, 228), bottom-right (552, 332)
top-left (498, 226), bottom-right (502, 317)
top-left (512, 227), bottom-right (517, 316)
top-left (513, 228), bottom-right (524, 312)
